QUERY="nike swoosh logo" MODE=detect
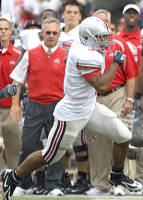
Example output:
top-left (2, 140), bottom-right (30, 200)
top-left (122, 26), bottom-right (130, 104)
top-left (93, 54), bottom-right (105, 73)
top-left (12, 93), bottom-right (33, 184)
top-left (3, 176), bottom-right (8, 188)
top-left (71, 189), bottom-right (79, 193)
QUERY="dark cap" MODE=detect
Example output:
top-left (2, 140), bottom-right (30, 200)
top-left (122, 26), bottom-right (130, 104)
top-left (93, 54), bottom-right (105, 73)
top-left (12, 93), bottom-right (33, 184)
top-left (24, 20), bottom-right (41, 29)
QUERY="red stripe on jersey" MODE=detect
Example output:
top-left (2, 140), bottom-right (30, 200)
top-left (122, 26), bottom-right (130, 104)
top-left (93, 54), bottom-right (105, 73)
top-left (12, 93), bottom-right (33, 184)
top-left (83, 69), bottom-right (101, 81)
top-left (62, 43), bottom-right (71, 48)
top-left (77, 64), bottom-right (100, 70)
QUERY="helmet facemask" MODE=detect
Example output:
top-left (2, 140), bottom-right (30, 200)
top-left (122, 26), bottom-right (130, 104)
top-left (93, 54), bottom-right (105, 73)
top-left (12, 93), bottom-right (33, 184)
top-left (85, 28), bottom-right (114, 52)
top-left (79, 17), bottom-right (115, 52)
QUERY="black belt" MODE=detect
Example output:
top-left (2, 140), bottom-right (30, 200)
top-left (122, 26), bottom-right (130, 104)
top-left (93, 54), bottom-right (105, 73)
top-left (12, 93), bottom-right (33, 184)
top-left (98, 84), bottom-right (125, 96)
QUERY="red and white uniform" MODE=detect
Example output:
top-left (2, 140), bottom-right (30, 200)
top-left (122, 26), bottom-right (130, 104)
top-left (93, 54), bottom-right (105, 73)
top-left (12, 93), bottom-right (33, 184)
top-left (105, 35), bottom-right (139, 91)
top-left (43, 40), bottom-right (132, 164)
top-left (118, 28), bottom-right (142, 69)
top-left (54, 39), bottom-right (105, 121)
top-left (58, 26), bottom-right (79, 52)
top-left (0, 43), bottom-right (20, 107)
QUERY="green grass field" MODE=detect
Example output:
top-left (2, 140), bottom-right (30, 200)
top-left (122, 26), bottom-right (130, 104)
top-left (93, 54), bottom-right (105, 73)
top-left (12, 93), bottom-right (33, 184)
top-left (1, 196), bottom-right (143, 200)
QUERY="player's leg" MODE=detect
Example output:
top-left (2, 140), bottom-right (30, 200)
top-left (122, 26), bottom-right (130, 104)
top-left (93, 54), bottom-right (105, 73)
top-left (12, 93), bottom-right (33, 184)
top-left (0, 118), bottom-right (89, 200)
top-left (85, 103), bottom-right (142, 192)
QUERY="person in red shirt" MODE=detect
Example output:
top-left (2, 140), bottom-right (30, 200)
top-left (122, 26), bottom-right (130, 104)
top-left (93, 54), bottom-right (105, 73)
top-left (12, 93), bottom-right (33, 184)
top-left (86, 9), bottom-right (139, 196)
top-left (0, 17), bottom-right (21, 169)
top-left (9, 17), bottom-right (67, 196)
top-left (118, 4), bottom-right (142, 71)
top-left (117, 3), bottom-right (143, 195)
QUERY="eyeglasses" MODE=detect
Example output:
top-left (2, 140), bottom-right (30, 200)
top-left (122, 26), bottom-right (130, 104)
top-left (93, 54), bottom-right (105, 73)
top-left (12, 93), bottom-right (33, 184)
top-left (45, 31), bottom-right (59, 35)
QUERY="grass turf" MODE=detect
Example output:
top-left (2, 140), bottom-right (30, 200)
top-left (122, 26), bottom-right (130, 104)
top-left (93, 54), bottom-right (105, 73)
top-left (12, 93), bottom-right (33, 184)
top-left (1, 196), bottom-right (143, 200)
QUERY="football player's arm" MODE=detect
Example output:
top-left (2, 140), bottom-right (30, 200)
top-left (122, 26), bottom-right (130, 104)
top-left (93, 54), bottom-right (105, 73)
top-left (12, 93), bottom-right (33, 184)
top-left (88, 51), bottom-right (125, 92)
top-left (88, 62), bottom-right (119, 93)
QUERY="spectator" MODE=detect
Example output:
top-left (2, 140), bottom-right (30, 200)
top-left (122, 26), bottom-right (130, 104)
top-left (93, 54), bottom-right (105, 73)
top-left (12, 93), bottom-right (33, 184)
top-left (118, 4), bottom-right (142, 70)
top-left (58, 0), bottom-right (82, 51)
top-left (0, 17), bottom-right (21, 169)
top-left (114, 3), bottom-right (142, 195)
top-left (9, 18), bottom-right (67, 196)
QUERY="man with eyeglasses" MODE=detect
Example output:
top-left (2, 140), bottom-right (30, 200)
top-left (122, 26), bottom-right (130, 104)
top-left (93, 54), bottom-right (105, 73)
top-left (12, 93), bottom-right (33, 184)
top-left (9, 17), bottom-right (67, 196)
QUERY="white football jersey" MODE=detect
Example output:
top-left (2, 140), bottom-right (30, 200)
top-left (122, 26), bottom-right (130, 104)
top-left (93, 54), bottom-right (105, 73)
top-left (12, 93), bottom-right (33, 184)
top-left (58, 26), bottom-right (79, 52)
top-left (54, 40), bottom-right (105, 121)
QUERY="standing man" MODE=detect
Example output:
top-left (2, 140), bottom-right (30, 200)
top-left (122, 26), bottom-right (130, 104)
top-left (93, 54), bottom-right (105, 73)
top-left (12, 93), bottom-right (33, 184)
top-left (118, 4), bottom-right (142, 72)
top-left (0, 17), bottom-right (21, 169)
top-left (86, 9), bottom-right (139, 196)
top-left (9, 18), bottom-right (67, 196)
top-left (1, 16), bottom-right (142, 200)
top-left (117, 3), bottom-right (142, 194)
top-left (58, 0), bottom-right (82, 51)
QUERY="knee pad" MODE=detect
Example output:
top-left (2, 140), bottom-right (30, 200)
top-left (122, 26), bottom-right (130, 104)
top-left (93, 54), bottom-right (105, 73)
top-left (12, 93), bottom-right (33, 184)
top-left (73, 144), bottom-right (88, 162)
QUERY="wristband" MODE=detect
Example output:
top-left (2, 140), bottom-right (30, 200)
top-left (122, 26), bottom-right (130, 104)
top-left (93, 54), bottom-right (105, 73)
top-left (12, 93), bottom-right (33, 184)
top-left (127, 97), bottom-right (134, 104)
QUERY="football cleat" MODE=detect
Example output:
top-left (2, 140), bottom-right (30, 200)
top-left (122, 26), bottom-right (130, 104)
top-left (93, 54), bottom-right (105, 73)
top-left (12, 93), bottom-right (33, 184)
top-left (108, 171), bottom-right (142, 192)
top-left (0, 169), bottom-right (17, 200)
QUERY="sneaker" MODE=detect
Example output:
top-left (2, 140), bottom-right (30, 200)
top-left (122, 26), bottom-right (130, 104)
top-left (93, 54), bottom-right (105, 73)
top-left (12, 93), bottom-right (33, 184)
top-left (0, 169), bottom-right (17, 200)
top-left (110, 185), bottom-right (125, 196)
top-left (13, 186), bottom-right (33, 196)
top-left (108, 171), bottom-right (142, 192)
top-left (64, 178), bottom-right (91, 194)
top-left (33, 186), bottom-right (48, 195)
top-left (85, 187), bottom-right (109, 196)
top-left (47, 188), bottom-right (63, 196)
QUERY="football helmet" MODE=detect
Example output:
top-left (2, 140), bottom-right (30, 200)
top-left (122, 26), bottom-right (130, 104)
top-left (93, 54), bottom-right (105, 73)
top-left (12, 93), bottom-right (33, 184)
top-left (79, 16), bottom-right (113, 51)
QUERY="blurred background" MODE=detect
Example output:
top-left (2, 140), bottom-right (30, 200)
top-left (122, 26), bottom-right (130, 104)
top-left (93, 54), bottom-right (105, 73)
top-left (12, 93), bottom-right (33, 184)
top-left (0, 0), bottom-right (141, 25)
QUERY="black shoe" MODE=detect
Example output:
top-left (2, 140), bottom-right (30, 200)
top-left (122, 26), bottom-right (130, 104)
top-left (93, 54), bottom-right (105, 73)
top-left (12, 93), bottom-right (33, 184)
top-left (33, 186), bottom-right (48, 195)
top-left (64, 179), bottom-right (91, 194)
top-left (108, 171), bottom-right (142, 192)
top-left (0, 169), bottom-right (17, 200)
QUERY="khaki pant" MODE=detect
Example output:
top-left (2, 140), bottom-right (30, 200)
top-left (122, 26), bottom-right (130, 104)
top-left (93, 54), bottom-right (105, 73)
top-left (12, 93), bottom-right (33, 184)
top-left (0, 107), bottom-right (21, 168)
top-left (87, 87), bottom-right (136, 191)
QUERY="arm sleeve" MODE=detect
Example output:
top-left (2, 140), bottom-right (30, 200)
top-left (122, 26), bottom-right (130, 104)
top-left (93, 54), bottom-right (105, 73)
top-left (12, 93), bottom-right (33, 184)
top-left (10, 51), bottom-right (29, 83)
top-left (124, 43), bottom-right (140, 80)
top-left (76, 49), bottom-right (104, 80)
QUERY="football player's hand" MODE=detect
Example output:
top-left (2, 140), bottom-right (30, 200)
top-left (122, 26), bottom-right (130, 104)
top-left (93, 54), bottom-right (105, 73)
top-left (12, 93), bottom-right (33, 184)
top-left (113, 51), bottom-right (126, 65)
top-left (2, 84), bottom-right (19, 97)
